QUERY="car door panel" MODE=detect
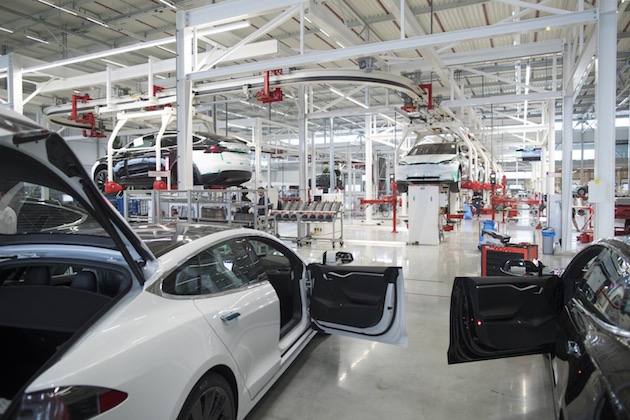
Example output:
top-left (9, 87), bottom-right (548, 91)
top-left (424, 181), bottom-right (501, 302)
top-left (308, 264), bottom-right (406, 345)
top-left (448, 275), bottom-right (562, 364)
top-left (194, 283), bottom-right (280, 399)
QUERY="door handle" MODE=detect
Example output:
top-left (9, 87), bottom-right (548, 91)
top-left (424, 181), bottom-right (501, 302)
top-left (221, 312), bottom-right (241, 322)
top-left (567, 341), bottom-right (581, 357)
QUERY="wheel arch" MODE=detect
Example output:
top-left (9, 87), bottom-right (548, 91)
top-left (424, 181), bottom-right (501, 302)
top-left (210, 364), bottom-right (239, 414)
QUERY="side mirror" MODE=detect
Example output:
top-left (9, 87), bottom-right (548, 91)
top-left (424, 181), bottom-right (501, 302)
top-left (322, 251), bottom-right (354, 265)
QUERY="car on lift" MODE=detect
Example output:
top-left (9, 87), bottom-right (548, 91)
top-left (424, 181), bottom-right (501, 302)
top-left (91, 131), bottom-right (252, 191)
top-left (395, 139), bottom-right (467, 192)
top-left (0, 109), bottom-right (406, 420)
top-left (448, 237), bottom-right (630, 419)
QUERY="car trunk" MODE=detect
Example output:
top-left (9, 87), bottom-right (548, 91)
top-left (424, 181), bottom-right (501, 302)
top-left (0, 261), bottom-right (132, 403)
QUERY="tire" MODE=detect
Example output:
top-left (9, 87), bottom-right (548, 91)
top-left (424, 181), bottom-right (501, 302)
top-left (177, 373), bottom-right (235, 420)
top-left (94, 166), bottom-right (108, 192)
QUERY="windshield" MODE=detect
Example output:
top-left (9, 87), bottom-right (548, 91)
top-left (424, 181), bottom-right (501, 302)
top-left (0, 181), bottom-right (93, 235)
top-left (408, 143), bottom-right (458, 156)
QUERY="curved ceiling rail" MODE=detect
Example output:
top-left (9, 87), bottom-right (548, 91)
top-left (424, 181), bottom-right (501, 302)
top-left (43, 69), bottom-right (435, 129)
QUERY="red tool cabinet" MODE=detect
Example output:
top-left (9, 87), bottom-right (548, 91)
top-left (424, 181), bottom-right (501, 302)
top-left (481, 244), bottom-right (538, 276)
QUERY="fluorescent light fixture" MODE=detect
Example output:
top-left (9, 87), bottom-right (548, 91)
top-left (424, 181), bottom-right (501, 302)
top-left (37, 0), bottom-right (77, 16)
top-left (155, 75), bottom-right (166, 80)
top-left (329, 87), bottom-right (368, 109)
top-left (320, 29), bottom-right (330, 37)
top-left (335, 42), bottom-right (345, 48)
top-left (26, 35), bottom-right (50, 45)
top-left (304, 16), bottom-right (312, 23)
top-left (101, 58), bottom-right (128, 68)
top-left (0, 27), bottom-right (13, 34)
top-left (157, 45), bottom-right (176, 54)
top-left (158, 0), bottom-right (177, 10)
top-left (86, 17), bottom-right (109, 28)
top-left (197, 20), bottom-right (251, 37)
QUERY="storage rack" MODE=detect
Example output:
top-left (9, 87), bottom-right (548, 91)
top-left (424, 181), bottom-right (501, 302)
top-left (272, 201), bottom-right (344, 248)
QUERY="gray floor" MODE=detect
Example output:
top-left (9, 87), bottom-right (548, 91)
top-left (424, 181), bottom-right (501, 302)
top-left (246, 217), bottom-right (579, 420)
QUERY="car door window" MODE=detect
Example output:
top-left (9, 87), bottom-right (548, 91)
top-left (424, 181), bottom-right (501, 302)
top-left (576, 249), bottom-right (630, 329)
top-left (162, 238), bottom-right (268, 296)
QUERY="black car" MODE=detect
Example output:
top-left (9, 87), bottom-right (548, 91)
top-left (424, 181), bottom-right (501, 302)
top-left (449, 237), bottom-right (630, 419)
top-left (91, 132), bottom-right (252, 191)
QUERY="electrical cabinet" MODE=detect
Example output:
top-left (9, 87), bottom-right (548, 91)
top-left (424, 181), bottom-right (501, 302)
top-left (408, 184), bottom-right (440, 245)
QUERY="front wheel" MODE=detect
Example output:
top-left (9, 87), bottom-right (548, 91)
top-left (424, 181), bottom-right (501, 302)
top-left (93, 167), bottom-right (108, 192)
top-left (177, 373), bottom-right (235, 420)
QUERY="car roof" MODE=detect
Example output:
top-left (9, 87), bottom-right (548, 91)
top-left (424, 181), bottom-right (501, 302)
top-left (132, 223), bottom-right (239, 257)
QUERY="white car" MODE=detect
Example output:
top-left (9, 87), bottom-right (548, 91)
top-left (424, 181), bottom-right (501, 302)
top-left (0, 109), bottom-right (406, 420)
top-left (395, 141), bottom-right (465, 192)
top-left (91, 131), bottom-right (252, 191)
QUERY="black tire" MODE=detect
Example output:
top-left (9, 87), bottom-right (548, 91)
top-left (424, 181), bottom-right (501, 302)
top-left (94, 166), bottom-right (108, 192)
top-left (177, 373), bottom-right (235, 420)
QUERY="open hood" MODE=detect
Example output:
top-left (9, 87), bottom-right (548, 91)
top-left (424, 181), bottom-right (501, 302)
top-left (0, 108), bottom-right (154, 283)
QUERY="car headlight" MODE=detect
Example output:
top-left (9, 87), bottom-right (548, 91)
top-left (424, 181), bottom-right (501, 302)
top-left (16, 386), bottom-right (128, 419)
top-left (439, 158), bottom-right (457, 164)
top-left (398, 161), bottom-right (408, 166)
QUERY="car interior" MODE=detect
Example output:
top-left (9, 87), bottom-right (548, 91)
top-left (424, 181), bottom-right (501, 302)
top-left (0, 262), bottom-right (132, 400)
top-left (249, 238), bottom-right (303, 338)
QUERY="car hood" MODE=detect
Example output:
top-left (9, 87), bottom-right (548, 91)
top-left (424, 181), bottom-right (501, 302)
top-left (400, 153), bottom-right (458, 164)
top-left (0, 108), bottom-right (154, 283)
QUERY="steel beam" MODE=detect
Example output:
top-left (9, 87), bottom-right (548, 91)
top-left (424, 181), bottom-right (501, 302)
top-left (187, 0), bottom-right (307, 28)
top-left (189, 10), bottom-right (597, 82)
top-left (387, 40), bottom-right (564, 73)
top-left (442, 91), bottom-right (561, 108)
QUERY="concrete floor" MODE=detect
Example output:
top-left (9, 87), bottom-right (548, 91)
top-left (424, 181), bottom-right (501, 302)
top-left (246, 217), bottom-right (580, 420)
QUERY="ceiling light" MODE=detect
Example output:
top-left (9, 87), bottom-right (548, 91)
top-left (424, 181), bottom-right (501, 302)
top-left (329, 87), bottom-right (368, 109)
top-left (0, 27), bottom-right (13, 34)
top-left (36, 0), bottom-right (78, 16)
top-left (157, 45), bottom-right (176, 54)
top-left (101, 58), bottom-right (128, 68)
top-left (335, 42), bottom-right (345, 48)
top-left (197, 20), bottom-right (251, 37)
top-left (158, 0), bottom-right (177, 10)
top-left (320, 29), bottom-right (330, 37)
top-left (26, 35), bottom-right (50, 45)
top-left (86, 17), bottom-right (109, 28)
top-left (155, 75), bottom-right (166, 80)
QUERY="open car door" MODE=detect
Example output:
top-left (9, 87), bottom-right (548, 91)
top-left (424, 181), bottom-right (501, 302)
top-left (307, 264), bottom-right (406, 346)
top-left (448, 275), bottom-right (562, 364)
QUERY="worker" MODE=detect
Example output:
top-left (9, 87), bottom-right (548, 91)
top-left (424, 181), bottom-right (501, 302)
top-left (257, 187), bottom-right (272, 216)
top-left (471, 190), bottom-right (483, 218)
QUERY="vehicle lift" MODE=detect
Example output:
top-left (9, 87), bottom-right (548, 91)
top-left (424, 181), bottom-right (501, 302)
top-left (103, 108), bottom-right (176, 194)
top-left (360, 181), bottom-right (401, 233)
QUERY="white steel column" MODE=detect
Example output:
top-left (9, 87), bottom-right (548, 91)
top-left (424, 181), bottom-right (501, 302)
top-left (7, 54), bottom-right (23, 114)
top-left (329, 118), bottom-right (335, 192)
top-left (547, 99), bottom-right (555, 197)
top-left (594, 0), bottom-right (617, 239)
top-left (298, 85), bottom-right (308, 202)
top-left (561, 43), bottom-right (574, 251)
top-left (176, 11), bottom-right (194, 190)
top-left (365, 89), bottom-right (373, 224)
top-left (254, 118), bottom-right (263, 187)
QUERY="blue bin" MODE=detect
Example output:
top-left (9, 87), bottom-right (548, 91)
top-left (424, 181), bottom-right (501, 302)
top-left (542, 227), bottom-right (555, 254)
top-left (115, 196), bottom-right (125, 216)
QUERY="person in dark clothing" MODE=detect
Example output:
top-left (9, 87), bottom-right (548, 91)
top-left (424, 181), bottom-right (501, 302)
top-left (471, 190), bottom-right (483, 218)
top-left (257, 188), bottom-right (272, 216)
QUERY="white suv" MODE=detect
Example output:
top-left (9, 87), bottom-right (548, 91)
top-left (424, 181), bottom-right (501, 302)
top-left (395, 141), bottom-right (465, 192)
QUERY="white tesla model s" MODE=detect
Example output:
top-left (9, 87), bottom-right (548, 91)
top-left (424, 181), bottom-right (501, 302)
top-left (0, 109), bottom-right (406, 420)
